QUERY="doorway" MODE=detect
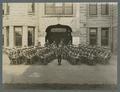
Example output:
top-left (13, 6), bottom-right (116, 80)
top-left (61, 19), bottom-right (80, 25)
top-left (45, 24), bottom-right (72, 45)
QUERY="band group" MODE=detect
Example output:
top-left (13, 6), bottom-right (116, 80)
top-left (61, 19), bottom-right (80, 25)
top-left (3, 42), bottom-right (112, 65)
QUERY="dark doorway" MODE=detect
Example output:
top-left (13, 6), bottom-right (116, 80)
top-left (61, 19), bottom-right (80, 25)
top-left (45, 24), bottom-right (72, 45)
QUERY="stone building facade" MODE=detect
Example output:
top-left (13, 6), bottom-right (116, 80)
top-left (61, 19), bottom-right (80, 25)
top-left (2, 3), bottom-right (118, 53)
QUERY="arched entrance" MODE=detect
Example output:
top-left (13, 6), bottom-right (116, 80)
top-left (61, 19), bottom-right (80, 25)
top-left (45, 24), bottom-right (72, 45)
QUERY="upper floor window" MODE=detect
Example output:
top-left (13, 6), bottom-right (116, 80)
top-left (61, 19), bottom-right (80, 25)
top-left (101, 4), bottom-right (109, 15)
top-left (3, 3), bottom-right (10, 15)
top-left (28, 3), bottom-right (35, 15)
top-left (89, 4), bottom-right (97, 16)
top-left (45, 3), bottom-right (73, 16)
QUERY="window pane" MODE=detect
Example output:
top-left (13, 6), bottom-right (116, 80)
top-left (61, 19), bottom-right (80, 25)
top-left (64, 3), bottom-right (73, 15)
top-left (55, 3), bottom-right (63, 15)
top-left (89, 28), bottom-right (97, 45)
top-left (28, 27), bottom-right (35, 46)
top-left (14, 27), bottom-right (22, 47)
top-left (89, 4), bottom-right (97, 15)
top-left (45, 3), bottom-right (54, 15)
top-left (55, 7), bottom-right (63, 15)
top-left (46, 7), bottom-right (54, 14)
top-left (101, 28), bottom-right (109, 46)
top-left (101, 4), bottom-right (109, 15)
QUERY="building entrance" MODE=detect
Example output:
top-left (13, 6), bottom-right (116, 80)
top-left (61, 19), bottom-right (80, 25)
top-left (45, 24), bottom-right (72, 45)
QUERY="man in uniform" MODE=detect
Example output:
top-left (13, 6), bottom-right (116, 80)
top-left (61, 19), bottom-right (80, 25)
top-left (56, 41), bottom-right (63, 65)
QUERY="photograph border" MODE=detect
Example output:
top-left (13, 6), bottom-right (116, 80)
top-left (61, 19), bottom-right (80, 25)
top-left (0, 0), bottom-right (119, 92)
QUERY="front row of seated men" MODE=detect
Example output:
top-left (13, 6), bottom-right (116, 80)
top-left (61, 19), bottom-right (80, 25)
top-left (4, 41), bottom-right (112, 65)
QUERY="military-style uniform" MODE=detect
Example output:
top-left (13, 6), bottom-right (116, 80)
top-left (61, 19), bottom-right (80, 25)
top-left (5, 41), bottom-right (112, 65)
top-left (9, 48), bottom-right (18, 65)
top-left (56, 43), bottom-right (63, 65)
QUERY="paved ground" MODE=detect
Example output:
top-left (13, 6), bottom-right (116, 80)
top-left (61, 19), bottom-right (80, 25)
top-left (2, 53), bottom-right (117, 89)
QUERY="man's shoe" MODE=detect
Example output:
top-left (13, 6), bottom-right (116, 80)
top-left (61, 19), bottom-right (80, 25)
top-left (58, 63), bottom-right (61, 65)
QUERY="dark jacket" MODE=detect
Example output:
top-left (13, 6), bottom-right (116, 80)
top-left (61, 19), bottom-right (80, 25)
top-left (56, 47), bottom-right (62, 57)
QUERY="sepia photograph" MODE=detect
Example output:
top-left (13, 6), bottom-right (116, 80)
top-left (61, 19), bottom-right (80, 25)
top-left (2, 2), bottom-right (118, 90)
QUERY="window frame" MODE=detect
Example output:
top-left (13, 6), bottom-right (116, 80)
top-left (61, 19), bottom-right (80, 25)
top-left (14, 26), bottom-right (23, 47)
top-left (28, 26), bottom-right (35, 46)
top-left (44, 3), bottom-right (73, 16)
top-left (89, 4), bottom-right (97, 16)
top-left (89, 28), bottom-right (98, 45)
top-left (101, 4), bottom-right (109, 16)
top-left (101, 27), bottom-right (109, 46)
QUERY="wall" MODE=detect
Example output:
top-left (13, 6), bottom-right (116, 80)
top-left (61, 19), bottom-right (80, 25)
top-left (2, 3), bottom-right (118, 52)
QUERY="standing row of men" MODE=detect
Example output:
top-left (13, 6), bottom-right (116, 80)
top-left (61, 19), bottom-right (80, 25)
top-left (4, 41), bottom-right (112, 65)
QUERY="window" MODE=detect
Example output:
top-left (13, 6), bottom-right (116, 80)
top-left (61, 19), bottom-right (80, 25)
top-left (101, 28), bottom-right (109, 46)
top-left (45, 3), bottom-right (73, 15)
top-left (101, 4), bottom-right (109, 15)
top-left (14, 27), bottom-right (22, 47)
top-left (89, 4), bottom-right (97, 16)
top-left (6, 26), bottom-right (9, 46)
top-left (28, 3), bottom-right (35, 14)
top-left (28, 27), bottom-right (35, 46)
top-left (89, 28), bottom-right (97, 45)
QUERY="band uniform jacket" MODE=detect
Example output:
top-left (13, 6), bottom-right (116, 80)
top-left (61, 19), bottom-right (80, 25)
top-left (56, 47), bottom-right (63, 57)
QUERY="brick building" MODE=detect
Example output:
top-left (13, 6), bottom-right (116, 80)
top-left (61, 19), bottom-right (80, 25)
top-left (2, 3), bottom-right (118, 53)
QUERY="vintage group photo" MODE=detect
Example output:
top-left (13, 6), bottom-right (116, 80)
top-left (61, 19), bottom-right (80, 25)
top-left (2, 2), bottom-right (117, 89)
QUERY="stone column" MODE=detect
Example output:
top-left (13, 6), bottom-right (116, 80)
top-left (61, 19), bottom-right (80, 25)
top-left (3, 27), bottom-right (7, 47)
top-left (109, 27), bottom-right (112, 49)
top-left (9, 26), bottom-right (14, 48)
top-left (22, 25), bottom-right (28, 47)
top-left (86, 27), bottom-right (89, 45)
top-left (76, 3), bottom-right (80, 30)
top-left (79, 4), bottom-right (87, 45)
top-left (35, 26), bottom-right (38, 46)
top-left (97, 27), bottom-right (101, 46)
